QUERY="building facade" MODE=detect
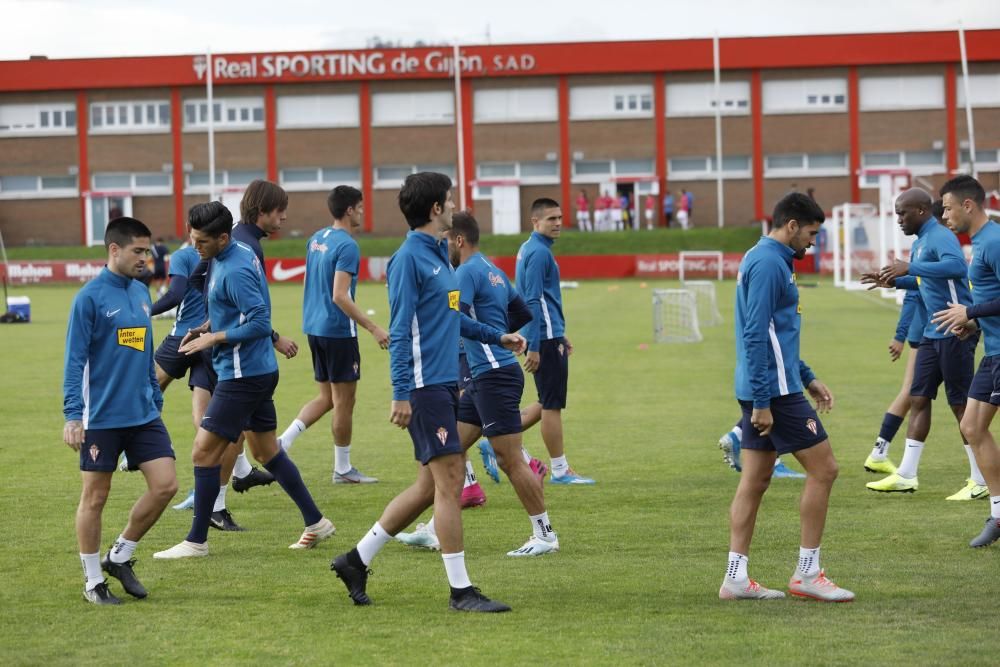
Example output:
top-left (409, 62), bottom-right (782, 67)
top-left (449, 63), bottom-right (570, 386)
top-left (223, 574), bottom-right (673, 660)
top-left (1, 30), bottom-right (999, 245)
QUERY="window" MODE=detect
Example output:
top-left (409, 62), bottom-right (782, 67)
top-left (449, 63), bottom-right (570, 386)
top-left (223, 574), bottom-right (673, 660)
top-left (185, 169), bottom-right (265, 192)
top-left (276, 94), bottom-right (359, 129)
top-left (474, 161), bottom-right (559, 185)
top-left (183, 97), bottom-right (264, 130)
top-left (92, 172), bottom-right (172, 193)
top-left (373, 164), bottom-right (456, 189)
top-left (477, 162), bottom-right (517, 178)
top-left (474, 87), bottom-right (558, 123)
top-left (859, 75), bottom-right (944, 111)
top-left (862, 150), bottom-right (944, 174)
top-left (569, 85), bottom-right (654, 120)
top-left (961, 148), bottom-right (1000, 168)
top-left (90, 100), bottom-right (170, 132)
top-left (762, 78), bottom-right (847, 114)
top-left (957, 73), bottom-right (1000, 108)
top-left (371, 91), bottom-right (454, 126)
top-left (764, 152), bottom-right (849, 177)
top-left (0, 103), bottom-right (77, 136)
top-left (0, 173), bottom-right (77, 198)
top-left (571, 158), bottom-right (656, 183)
top-left (666, 81), bottom-right (750, 117)
top-left (279, 166), bottom-right (361, 191)
top-left (667, 155), bottom-right (752, 180)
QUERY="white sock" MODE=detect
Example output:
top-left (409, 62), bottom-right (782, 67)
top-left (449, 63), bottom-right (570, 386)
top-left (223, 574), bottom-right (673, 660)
top-left (521, 448), bottom-right (532, 464)
top-left (213, 484), bottom-right (227, 512)
top-left (109, 535), bottom-right (137, 564)
top-left (530, 511), bottom-right (554, 540)
top-left (356, 522), bottom-right (392, 566)
top-left (233, 450), bottom-right (252, 478)
top-left (991, 496), bottom-right (1000, 520)
top-left (870, 437), bottom-right (891, 460)
top-left (551, 455), bottom-right (569, 477)
top-left (334, 444), bottom-right (352, 475)
top-left (896, 439), bottom-right (924, 479)
top-left (426, 517), bottom-right (436, 535)
top-left (797, 546), bottom-right (820, 577)
top-left (442, 551), bottom-right (473, 589)
top-left (965, 445), bottom-right (987, 486)
top-left (731, 426), bottom-right (743, 442)
top-left (464, 460), bottom-right (477, 488)
top-left (80, 552), bottom-right (104, 591)
top-left (279, 419), bottom-right (307, 451)
top-left (725, 552), bottom-right (748, 583)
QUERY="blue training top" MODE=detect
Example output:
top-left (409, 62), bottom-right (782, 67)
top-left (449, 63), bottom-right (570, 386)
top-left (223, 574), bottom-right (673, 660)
top-left (515, 231), bottom-right (566, 351)
top-left (894, 218), bottom-right (973, 340)
top-left (63, 268), bottom-right (162, 429)
top-left (207, 240), bottom-right (278, 381)
top-left (168, 246), bottom-right (206, 337)
top-left (302, 227), bottom-right (359, 339)
top-left (457, 252), bottom-right (522, 378)
top-left (734, 236), bottom-right (816, 409)
top-left (966, 220), bottom-right (1000, 357)
top-left (894, 289), bottom-right (927, 346)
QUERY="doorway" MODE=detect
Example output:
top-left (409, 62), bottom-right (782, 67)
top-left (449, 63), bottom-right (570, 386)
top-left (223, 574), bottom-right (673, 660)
top-left (86, 193), bottom-right (132, 246)
top-left (491, 185), bottom-right (521, 235)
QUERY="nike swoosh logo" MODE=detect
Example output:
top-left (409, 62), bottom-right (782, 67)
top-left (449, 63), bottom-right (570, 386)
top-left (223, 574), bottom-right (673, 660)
top-left (105, 308), bottom-right (121, 317)
top-left (271, 261), bottom-right (307, 281)
top-left (433, 266), bottom-right (442, 275)
top-left (483, 422), bottom-right (497, 429)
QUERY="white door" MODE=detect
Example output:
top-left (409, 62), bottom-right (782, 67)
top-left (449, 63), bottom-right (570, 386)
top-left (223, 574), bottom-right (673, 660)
top-left (221, 192), bottom-right (243, 223)
top-left (85, 194), bottom-right (133, 246)
top-left (491, 185), bottom-right (520, 235)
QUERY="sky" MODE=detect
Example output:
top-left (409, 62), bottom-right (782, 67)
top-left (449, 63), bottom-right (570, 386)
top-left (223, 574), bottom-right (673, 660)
top-left (2, 0), bottom-right (999, 61)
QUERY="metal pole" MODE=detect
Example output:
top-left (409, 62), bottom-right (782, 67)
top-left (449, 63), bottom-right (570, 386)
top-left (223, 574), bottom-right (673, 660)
top-left (958, 23), bottom-right (977, 178)
top-left (713, 33), bottom-right (724, 227)
top-left (207, 49), bottom-right (216, 202)
top-left (453, 43), bottom-right (466, 210)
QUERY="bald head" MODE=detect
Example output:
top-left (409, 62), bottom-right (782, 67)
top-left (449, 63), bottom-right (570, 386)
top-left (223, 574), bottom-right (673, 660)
top-left (894, 187), bottom-right (934, 235)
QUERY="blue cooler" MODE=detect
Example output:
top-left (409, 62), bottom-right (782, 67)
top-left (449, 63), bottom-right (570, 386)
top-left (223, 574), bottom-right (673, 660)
top-left (6, 296), bottom-right (30, 322)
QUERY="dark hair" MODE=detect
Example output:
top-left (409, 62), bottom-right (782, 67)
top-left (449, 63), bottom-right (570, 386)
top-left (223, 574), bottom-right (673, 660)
top-left (240, 179), bottom-right (288, 225)
top-left (188, 201), bottom-right (233, 238)
top-left (531, 197), bottom-right (560, 218)
top-left (449, 211), bottom-right (480, 246)
top-left (398, 172), bottom-right (452, 229)
top-left (772, 192), bottom-right (825, 228)
top-left (327, 185), bottom-right (363, 219)
top-left (931, 198), bottom-right (944, 221)
top-left (940, 174), bottom-right (986, 207)
top-left (104, 216), bottom-right (151, 249)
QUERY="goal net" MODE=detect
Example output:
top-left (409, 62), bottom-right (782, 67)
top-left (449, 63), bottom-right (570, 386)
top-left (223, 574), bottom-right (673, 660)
top-left (682, 280), bottom-right (723, 326)
top-left (678, 250), bottom-right (724, 281)
top-left (653, 289), bottom-right (702, 343)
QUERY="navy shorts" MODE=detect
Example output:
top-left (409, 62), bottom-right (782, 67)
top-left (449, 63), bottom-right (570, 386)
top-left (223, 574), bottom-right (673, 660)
top-left (408, 384), bottom-right (463, 464)
top-left (309, 335), bottom-right (361, 384)
top-left (738, 393), bottom-right (828, 455)
top-left (967, 354), bottom-right (1000, 406)
top-left (908, 340), bottom-right (920, 350)
top-left (533, 337), bottom-right (569, 410)
top-left (81, 417), bottom-right (175, 473)
top-left (458, 353), bottom-right (472, 392)
top-left (910, 335), bottom-right (978, 405)
top-left (201, 372), bottom-right (279, 442)
top-left (457, 363), bottom-right (525, 437)
top-left (188, 348), bottom-right (217, 392)
top-left (155, 334), bottom-right (201, 380)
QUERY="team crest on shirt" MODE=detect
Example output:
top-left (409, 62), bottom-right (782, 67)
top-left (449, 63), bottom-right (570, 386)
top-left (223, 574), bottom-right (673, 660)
top-left (436, 427), bottom-right (449, 446)
top-left (806, 418), bottom-right (818, 435)
top-left (310, 240), bottom-right (329, 254)
top-left (488, 272), bottom-right (505, 288)
top-left (89, 443), bottom-right (100, 462)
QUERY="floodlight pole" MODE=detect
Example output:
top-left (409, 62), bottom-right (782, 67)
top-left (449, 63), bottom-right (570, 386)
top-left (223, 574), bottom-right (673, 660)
top-left (713, 33), bottom-right (724, 228)
top-left (958, 23), bottom-right (977, 178)
top-left (207, 48), bottom-right (217, 202)
top-left (453, 43), bottom-right (467, 210)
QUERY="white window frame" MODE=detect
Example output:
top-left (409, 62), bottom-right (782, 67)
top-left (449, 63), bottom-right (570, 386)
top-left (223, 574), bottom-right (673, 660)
top-left (666, 81), bottom-right (750, 117)
top-left (859, 75), bottom-right (945, 111)
top-left (960, 148), bottom-right (1000, 171)
top-left (183, 97), bottom-right (265, 131)
top-left (373, 164), bottom-right (456, 189)
top-left (764, 152), bottom-right (849, 178)
top-left (473, 87), bottom-right (559, 124)
top-left (0, 173), bottom-right (78, 199)
top-left (0, 103), bottom-right (77, 137)
top-left (957, 73), bottom-right (1000, 108)
top-left (276, 94), bottom-right (360, 129)
top-left (569, 85), bottom-right (654, 121)
top-left (184, 169), bottom-right (267, 194)
top-left (862, 150), bottom-right (945, 176)
top-left (371, 91), bottom-right (454, 127)
top-left (90, 100), bottom-right (170, 134)
top-left (570, 158), bottom-right (656, 184)
top-left (279, 166), bottom-right (362, 191)
top-left (667, 155), bottom-right (752, 181)
top-left (91, 172), bottom-right (172, 195)
top-left (762, 78), bottom-right (847, 114)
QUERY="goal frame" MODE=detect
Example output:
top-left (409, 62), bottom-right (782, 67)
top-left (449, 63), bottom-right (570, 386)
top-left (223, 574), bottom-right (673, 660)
top-left (652, 288), bottom-right (703, 343)
top-left (678, 250), bottom-right (724, 282)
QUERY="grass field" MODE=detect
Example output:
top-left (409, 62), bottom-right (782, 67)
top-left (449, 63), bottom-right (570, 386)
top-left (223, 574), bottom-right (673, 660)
top-left (2, 278), bottom-right (995, 665)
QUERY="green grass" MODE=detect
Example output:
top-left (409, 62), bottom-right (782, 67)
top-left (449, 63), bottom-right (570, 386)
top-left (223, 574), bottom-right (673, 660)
top-left (5, 226), bottom-right (761, 260)
top-left (1, 279), bottom-right (994, 665)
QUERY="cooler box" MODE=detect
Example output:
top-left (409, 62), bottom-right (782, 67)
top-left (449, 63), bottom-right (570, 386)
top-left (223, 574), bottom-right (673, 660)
top-left (7, 296), bottom-right (30, 322)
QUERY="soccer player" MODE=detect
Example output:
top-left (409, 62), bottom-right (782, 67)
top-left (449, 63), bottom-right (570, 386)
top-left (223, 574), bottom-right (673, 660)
top-left (153, 201), bottom-right (335, 559)
top-left (150, 236), bottom-right (170, 296)
top-left (330, 172), bottom-right (525, 612)
top-left (861, 188), bottom-right (985, 498)
top-left (930, 175), bottom-right (1000, 547)
top-left (397, 212), bottom-right (558, 556)
top-left (717, 423), bottom-right (806, 478)
top-left (64, 216), bottom-right (178, 604)
top-left (516, 198), bottom-right (595, 484)
top-left (720, 193), bottom-right (853, 602)
top-left (576, 189), bottom-right (592, 232)
top-left (276, 186), bottom-right (388, 483)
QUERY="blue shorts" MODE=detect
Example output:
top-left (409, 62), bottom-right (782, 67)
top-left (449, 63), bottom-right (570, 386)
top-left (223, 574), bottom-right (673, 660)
top-left (308, 334), bottom-right (361, 383)
top-left (81, 418), bottom-right (175, 473)
top-left (738, 393), bottom-right (828, 455)
top-left (910, 335), bottom-right (978, 405)
top-left (201, 372), bottom-right (279, 442)
top-left (533, 337), bottom-right (569, 410)
top-left (188, 348), bottom-right (217, 392)
top-left (457, 363), bottom-right (525, 437)
top-left (458, 353), bottom-right (472, 391)
top-left (155, 334), bottom-right (201, 380)
top-left (408, 384), bottom-right (463, 464)
top-left (967, 354), bottom-right (1000, 406)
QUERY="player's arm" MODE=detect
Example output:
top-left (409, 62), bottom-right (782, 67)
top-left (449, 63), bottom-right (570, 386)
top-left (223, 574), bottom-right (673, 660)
top-left (386, 256), bottom-right (417, 427)
top-left (893, 275), bottom-right (918, 290)
top-left (518, 252), bottom-right (544, 353)
top-left (507, 293), bottom-right (532, 333)
top-left (908, 239), bottom-right (968, 279)
top-left (333, 268), bottom-right (388, 349)
top-left (742, 261), bottom-right (783, 411)
top-left (143, 292), bottom-right (164, 412)
top-left (150, 273), bottom-right (188, 316)
top-left (62, 294), bottom-right (95, 450)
